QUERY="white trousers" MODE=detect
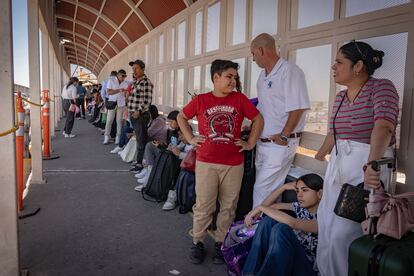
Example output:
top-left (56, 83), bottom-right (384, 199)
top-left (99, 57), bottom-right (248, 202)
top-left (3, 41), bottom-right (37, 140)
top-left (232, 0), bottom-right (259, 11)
top-left (104, 105), bottom-right (125, 139)
top-left (317, 139), bottom-right (393, 276)
top-left (252, 138), bottom-right (299, 208)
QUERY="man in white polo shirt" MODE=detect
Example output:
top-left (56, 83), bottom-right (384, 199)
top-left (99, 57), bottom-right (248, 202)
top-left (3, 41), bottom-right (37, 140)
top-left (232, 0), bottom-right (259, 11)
top-left (251, 33), bottom-right (310, 207)
top-left (103, 69), bottom-right (128, 145)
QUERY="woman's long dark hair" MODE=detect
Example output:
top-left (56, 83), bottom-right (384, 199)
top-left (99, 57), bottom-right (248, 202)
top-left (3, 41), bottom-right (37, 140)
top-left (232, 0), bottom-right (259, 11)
top-left (297, 173), bottom-right (323, 191)
top-left (149, 105), bottom-right (159, 120)
top-left (66, 77), bottom-right (79, 89)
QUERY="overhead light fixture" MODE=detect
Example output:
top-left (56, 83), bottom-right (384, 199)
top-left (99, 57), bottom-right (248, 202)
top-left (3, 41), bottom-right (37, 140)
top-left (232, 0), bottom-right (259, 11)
top-left (60, 38), bottom-right (71, 45)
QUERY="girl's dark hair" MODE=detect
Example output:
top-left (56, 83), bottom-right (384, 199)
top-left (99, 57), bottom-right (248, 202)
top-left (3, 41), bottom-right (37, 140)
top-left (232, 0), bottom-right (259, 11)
top-left (149, 105), bottom-right (159, 119)
top-left (167, 110), bottom-right (179, 121)
top-left (210, 59), bottom-right (239, 82)
top-left (297, 173), bottom-right (323, 191)
top-left (339, 41), bottom-right (384, 76)
top-left (66, 77), bottom-right (79, 89)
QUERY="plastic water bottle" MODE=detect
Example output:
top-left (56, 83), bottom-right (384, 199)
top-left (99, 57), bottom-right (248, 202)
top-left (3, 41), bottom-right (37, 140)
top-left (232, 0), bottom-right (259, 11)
top-left (170, 136), bottom-right (178, 147)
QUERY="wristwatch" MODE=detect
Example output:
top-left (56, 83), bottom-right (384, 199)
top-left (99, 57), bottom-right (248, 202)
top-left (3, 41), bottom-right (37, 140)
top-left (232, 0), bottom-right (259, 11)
top-left (279, 134), bottom-right (289, 142)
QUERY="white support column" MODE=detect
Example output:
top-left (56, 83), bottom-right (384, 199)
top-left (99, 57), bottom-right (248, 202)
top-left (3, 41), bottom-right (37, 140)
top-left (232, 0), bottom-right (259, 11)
top-left (57, 60), bottom-right (62, 121)
top-left (54, 58), bottom-right (58, 124)
top-left (41, 27), bottom-right (51, 151)
top-left (48, 41), bottom-right (56, 137)
top-left (0, 0), bottom-right (20, 275)
top-left (28, 0), bottom-right (44, 184)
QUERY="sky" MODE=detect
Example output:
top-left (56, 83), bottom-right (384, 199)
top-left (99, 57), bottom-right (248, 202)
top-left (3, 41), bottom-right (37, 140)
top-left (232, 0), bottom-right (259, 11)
top-left (11, 0), bottom-right (94, 87)
top-left (12, 0), bottom-right (29, 87)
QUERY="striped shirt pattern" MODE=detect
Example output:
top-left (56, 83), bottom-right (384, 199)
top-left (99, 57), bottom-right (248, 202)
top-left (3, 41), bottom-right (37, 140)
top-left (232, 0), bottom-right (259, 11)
top-left (128, 74), bottom-right (153, 113)
top-left (329, 78), bottom-right (399, 144)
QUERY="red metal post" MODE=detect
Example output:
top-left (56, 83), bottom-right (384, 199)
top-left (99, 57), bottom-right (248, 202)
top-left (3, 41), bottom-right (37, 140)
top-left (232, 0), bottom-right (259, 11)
top-left (42, 90), bottom-right (50, 157)
top-left (16, 92), bottom-right (25, 211)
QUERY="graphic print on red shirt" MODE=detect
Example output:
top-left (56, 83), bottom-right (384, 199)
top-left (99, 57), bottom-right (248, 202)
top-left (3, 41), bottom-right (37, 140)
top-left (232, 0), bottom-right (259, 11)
top-left (204, 105), bottom-right (238, 143)
top-left (183, 92), bottom-right (259, 166)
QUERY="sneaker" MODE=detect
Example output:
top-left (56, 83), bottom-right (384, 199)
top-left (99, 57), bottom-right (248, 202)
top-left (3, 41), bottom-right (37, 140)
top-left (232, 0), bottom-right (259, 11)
top-left (162, 190), bottom-right (177, 211)
top-left (130, 164), bottom-right (143, 174)
top-left (64, 133), bottom-right (76, 138)
top-left (103, 135), bottom-right (110, 145)
top-left (134, 167), bottom-right (148, 179)
top-left (213, 242), bottom-right (225, 264)
top-left (110, 146), bottom-right (123, 154)
top-left (62, 131), bottom-right (67, 136)
top-left (190, 242), bottom-right (205, 264)
top-left (134, 183), bottom-right (145, 192)
top-left (137, 167), bottom-right (151, 184)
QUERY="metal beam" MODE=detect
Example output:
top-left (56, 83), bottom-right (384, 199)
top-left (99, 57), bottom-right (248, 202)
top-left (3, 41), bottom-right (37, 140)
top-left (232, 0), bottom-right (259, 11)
top-left (56, 14), bottom-right (120, 52)
top-left (66, 54), bottom-right (103, 72)
top-left (182, 0), bottom-right (191, 8)
top-left (66, 55), bottom-right (100, 72)
top-left (64, 44), bottom-right (103, 62)
top-left (60, 0), bottom-right (131, 44)
top-left (122, 0), bottom-right (153, 31)
top-left (57, 28), bottom-right (110, 61)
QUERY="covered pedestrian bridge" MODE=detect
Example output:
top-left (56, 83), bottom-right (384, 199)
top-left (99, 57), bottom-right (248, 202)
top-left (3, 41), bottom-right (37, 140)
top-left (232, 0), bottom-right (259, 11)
top-left (1, 0), bottom-right (414, 275)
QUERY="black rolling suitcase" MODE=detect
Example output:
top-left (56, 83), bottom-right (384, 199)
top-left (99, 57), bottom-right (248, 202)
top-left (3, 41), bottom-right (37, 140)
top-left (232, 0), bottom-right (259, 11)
top-left (348, 157), bottom-right (414, 276)
top-left (348, 233), bottom-right (414, 276)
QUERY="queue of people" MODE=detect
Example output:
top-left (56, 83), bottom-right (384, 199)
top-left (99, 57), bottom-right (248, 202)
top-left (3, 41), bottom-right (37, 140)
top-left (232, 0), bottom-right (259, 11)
top-left (61, 32), bottom-right (399, 276)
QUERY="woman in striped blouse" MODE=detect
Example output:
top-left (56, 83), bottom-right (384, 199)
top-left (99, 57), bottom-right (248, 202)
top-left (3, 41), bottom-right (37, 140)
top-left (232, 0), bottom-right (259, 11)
top-left (314, 41), bottom-right (399, 276)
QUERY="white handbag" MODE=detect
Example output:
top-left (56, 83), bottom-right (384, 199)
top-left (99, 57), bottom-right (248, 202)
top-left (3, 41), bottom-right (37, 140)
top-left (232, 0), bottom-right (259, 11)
top-left (119, 137), bottom-right (137, 163)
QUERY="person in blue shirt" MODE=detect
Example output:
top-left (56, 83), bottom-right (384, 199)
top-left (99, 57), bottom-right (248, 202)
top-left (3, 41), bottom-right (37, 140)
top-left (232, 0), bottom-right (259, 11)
top-left (76, 81), bottom-right (87, 119)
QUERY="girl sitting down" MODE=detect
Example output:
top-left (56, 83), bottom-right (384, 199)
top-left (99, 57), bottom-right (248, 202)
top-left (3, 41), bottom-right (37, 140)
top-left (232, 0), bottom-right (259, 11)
top-left (243, 173), bottom-right (323, 276)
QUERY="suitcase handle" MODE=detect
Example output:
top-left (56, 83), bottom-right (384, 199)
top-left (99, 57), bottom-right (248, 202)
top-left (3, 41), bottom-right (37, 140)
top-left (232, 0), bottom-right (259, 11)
top-left (370, 157), bottom-right (395, 172)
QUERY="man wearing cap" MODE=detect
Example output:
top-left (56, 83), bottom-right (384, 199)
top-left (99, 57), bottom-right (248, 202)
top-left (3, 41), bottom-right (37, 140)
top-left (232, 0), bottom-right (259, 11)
top-left (250, 33), bottom-right (310, 207)
top-left (128, 60), bottom-right (154, 173)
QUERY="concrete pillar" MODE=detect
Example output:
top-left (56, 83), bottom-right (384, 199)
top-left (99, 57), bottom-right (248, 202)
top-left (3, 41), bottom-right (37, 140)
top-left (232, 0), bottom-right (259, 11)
top-left (0, 1), bottom-right (20, 275)
top-left (48, 41), bottom-right (56, 137)
top-left (40, 27), bottom-right (51, 151)
top-left (28, 0), bottom-right (44, 184)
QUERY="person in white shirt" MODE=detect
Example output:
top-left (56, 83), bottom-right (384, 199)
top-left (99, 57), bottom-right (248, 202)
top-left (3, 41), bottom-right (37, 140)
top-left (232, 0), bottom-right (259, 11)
top-left (61, 77), bottom-right (79, 138)
top-left (101, 71), bottom-right (117, 103)
top-left (103, 69), bottom-right (129, 145)
top-left (251, 33), bottom-right (310, 207)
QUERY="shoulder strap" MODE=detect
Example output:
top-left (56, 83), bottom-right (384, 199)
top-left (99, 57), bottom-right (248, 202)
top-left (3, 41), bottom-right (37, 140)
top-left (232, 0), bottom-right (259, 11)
top-left (333, 93), bottom-right (346, 156)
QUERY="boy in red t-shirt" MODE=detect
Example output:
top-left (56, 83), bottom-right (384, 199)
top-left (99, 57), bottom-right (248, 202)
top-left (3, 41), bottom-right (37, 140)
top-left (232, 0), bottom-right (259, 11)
top-left (178, 59), bottom-right (264, 264)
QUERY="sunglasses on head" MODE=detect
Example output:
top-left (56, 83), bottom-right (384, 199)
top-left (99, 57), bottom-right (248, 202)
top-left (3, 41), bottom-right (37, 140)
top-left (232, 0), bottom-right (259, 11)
top-left (351, 40), bottom-right (366, 61)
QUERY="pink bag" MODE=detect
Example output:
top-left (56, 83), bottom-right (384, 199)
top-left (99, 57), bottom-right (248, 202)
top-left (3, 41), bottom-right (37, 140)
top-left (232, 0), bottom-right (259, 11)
top-left (363, 191), bottom-right (414, 239)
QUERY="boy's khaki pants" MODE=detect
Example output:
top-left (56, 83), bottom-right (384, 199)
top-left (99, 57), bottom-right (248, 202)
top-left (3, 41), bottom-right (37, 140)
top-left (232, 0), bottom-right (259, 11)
top-left (192, 160), bottom-right (244, 243)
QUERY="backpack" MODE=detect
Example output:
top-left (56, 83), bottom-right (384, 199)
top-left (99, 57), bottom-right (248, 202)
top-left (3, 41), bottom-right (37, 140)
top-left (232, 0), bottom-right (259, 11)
top-left (142, 150), bottom-right (181, 202)
top-left (176, 169), bottom-right (196, 214)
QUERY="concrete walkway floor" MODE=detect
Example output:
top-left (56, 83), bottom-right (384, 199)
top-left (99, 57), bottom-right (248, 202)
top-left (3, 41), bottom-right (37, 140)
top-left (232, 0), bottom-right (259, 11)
top-left (19, 118), bottom-right (226, 276)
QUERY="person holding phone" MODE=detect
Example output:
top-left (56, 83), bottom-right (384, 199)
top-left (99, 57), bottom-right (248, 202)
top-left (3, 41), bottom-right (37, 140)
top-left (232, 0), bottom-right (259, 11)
top-left (103, 69), bottom-right (129, 145)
